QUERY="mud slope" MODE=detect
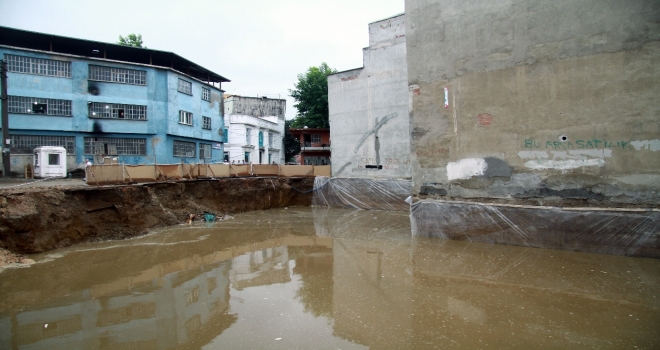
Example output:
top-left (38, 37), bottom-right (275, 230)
top-left (0, 177), bottom-right (314, 254)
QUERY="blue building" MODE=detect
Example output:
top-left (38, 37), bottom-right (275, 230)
top-left (0, 26), bottom-right (229, 172)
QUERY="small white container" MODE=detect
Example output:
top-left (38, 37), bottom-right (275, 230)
top-left (33, 146), bottom-right (67, 178)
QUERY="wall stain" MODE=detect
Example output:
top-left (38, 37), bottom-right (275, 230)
top-left (334, 162), bottom-right (352, 177)
top-left (353, 113), bottom-right (397, 154)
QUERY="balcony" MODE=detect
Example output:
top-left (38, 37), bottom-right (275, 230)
top-left (301, 142), bottom-right (330, 151)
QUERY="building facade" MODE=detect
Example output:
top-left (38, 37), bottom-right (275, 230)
top-left (0, 26), bottom-right (229, 173)
top-left (289, 128), bottom-right (331, 165)
top-left (406, 0), bottom-right (660, 206)
top-left (328, 14), bottom-right (410, 179)
top-left (223, 95), bottom-right (285, 164)
top-left (402, 0), bottom-right (660, 254)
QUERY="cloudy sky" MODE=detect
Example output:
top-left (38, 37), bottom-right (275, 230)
top-left (0, 0), bottom-right (404, 119)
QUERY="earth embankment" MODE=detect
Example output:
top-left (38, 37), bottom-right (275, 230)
top-left (0, 177), bottom-right (314, 254)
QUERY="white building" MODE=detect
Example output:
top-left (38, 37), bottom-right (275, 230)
top-left (223, 95), bottom-right (286, 164)
top-left (327, 14), bottom-right (410, 179)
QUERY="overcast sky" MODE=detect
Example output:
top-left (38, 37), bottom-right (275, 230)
top-left (0, 0), bottom-right (404, 119)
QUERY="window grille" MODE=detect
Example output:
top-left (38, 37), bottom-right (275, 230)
top-left (9, 135), bottom-right (76, 154)
top-left (178, 78), bottom-right (192, 95)
top-left (202, 87), bottom-right (211, 101)
top-left (8, 96), bottom-right (72, 116)
top-left (84, 137), bottom-right (146, 155)
top-left (179, 110), bottom-right (193, 125)
top-left (173, 140), bottom-right (196, 157)
top-left (5, 54), bottom-right (71, 78)
top-left (89, 65), bottom-right (146, 85)
top-left (88, 102), bottom-right (147, 120)
top-left (199, 143), bottom-right (211, 159)
top-left (311, 134), bottom-right (321, 143)
top-left (246, 128), bottom-right (252, 145)
top-left (202, 116), bottom-right (211, 130)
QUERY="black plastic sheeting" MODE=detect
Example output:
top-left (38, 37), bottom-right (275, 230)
top-left (312, 177), bottom-right (412, 212)
top-left (411, 200), bottom-right (660, 258)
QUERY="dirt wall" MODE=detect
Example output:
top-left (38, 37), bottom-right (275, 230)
top-left (0, 177), bottom-right (314, 254)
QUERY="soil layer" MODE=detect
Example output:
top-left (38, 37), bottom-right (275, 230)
top-left (0, 177), bottom-right (314, 254)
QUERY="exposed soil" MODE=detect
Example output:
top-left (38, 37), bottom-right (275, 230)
top-left (0, 177), bottom-right (315, 258)
top-left (0, 247), bottom-right (25, 266)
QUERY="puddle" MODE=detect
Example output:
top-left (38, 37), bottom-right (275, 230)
top-left (0, 207), bottom-right (658, 349)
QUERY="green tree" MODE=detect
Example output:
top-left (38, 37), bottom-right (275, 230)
top-left (289, 63), bottom-right (337, 129)
top-left (284, 119), bottom-right (301, 163)
top-left (117, 34), bottom-right (145, 48)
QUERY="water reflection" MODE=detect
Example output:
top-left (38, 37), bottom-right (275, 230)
top-left (0, 207), bottom-right (658, 349)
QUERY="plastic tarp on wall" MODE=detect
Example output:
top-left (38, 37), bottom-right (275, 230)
top-left (411, 200), bottom-right (660, 258)
top-left (312, 177), bottom-right (412, 212)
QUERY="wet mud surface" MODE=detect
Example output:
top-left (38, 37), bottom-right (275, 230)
top-left (0, 207), bottom-right (659, 349)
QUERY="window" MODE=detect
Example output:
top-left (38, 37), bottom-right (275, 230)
top-left (268, 132), bottom-right (274, 148)
top-left (89, 65), bottom-right (146, 85)
top-left (224, 152), bottom-right (229, 162)
top-left (202, 87), bottom-right (211, 101)
top-left (178, 78), bottom-right (192, 95)
top-left (246, 128), bottom-right (252, 145)
top-left (244, 152), bottom-right (250, 163)
top-left (199, 143), bottom-right (211, 159)
top-left (48, 154), bottom-right (60, 165)
top-left (5, 54), bottom-right (71, 78)
top-left (311, 134), bottom-right (321, 143)
top-left (222, 128), bottom-right (228, 143)
top-left (84, 137), bottom-right (146, 155)
top-left (9, 135), bottom-right (76, 154)
top-left (179, 110), bottom-right (193, 125)
top-left (173, 140), bottom-right (196, 157)
top-left (258, 131), bottom-right (264, 147)
top-left (202, 116), bottom-right (211, 130)
top-left (88, 102), bottom-right (147, 120)
top-left (8, 96), bottom-right (72, 116)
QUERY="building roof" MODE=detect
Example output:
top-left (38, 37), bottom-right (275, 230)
top-left (289, 128), bottom-right (330, 133)
top-left (0, 26), bottom-right (230, 84)
top-left (225, 94), bottom-right (286, 102)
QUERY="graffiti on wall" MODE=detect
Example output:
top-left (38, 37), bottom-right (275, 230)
top-left (524, 139), bottom-right (634, 150)
top-left (519, 138), bottom-right (660, 170)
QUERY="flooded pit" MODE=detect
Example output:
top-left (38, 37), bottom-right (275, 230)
top-left (0, 207), bottom-right (659, 349)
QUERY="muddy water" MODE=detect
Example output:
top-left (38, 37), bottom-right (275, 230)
top-left (0, 207), bottom-right (659, 349)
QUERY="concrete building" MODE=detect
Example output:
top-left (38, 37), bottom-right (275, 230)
top-left (289, 128), bottom-right (331, 165)
top-left (406, 0), bottom-right (660, 206)
top-left (327, 14), bottom-right (410, 179)
top-left (404, 0), bottom-right (660, 252)
top-left (0, 26), bottom-right (228, 173)
top-left (223, 95), bottom-right (285, 164)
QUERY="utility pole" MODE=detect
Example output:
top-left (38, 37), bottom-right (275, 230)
top-left (0, 60), bottom-right (9, 177)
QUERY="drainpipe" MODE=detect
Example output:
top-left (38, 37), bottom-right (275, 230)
top-left (1, 60), bottom-right (10, 177)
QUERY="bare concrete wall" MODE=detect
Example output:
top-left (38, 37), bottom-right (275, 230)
top-left (328, 14), bottom-right (411, 179)
top-left (224, 95), bottom-right (286, 120)
top-left (406, 0), bottom-right (660, 206)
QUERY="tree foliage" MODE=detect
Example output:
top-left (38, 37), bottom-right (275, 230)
top-left (284, 119), bottom-right (301, 163)
top-left (117, 34), bottom-right (145, 48)
top-left (289, 63), bottom-right (337, 129)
